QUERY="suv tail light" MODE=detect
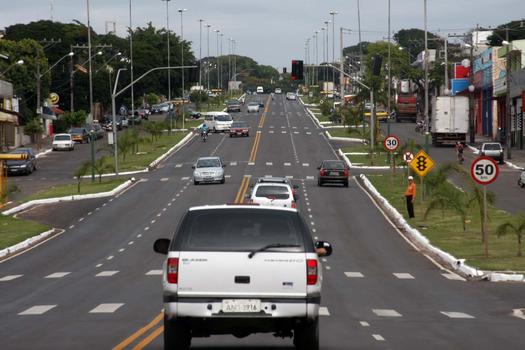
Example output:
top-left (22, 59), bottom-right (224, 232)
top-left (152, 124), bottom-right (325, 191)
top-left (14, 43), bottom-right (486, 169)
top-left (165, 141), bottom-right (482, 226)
top-left (167, 258), bottom-right (179, 284)
top-left (344, 168), bottom-right (349, 177)
top-left (291, 201), bottom-right (297, 209)
top-left (319, 169), bottom-right (326, 176)
top-left (306, 259), bottom-right (318, 285)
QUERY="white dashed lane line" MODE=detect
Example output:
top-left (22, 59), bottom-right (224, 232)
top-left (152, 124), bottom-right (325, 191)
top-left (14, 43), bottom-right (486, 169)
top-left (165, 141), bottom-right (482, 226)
top-left (393, 273), bottom-right (415, 279)
top-left (89, 303), bottom-right (124, 314)
top-left (106, 256), bottom-right (114, 261)
top-left (372, 309), bottom-right (402, 317)
top-left (18, 305), bottom-right (57, 315)
top-left (359, 321), bottom-right (370, 327)
top-left (96, 271), bottom-right (119, 277)
top-left (372, 334), bottom-right (385, 341)
top-left (69, 225), bottom-right (75, 229)
top-left (345, 272), bottom-right (364, 278)
top-left (440, 311), bottom-right (475, 319)
top-left (319, 307), bottom-right (330, 316)
top-left (118, 248), bottom-right (125, 253)
top-left (0, 275), bottom-right (23, 281)
top-left (144, 227), bottom-right (150, 231)
top-left (146, 270), bottom-right (163, 276)
top-left (441, 273), bottom-right (466, 281)
top-left (45, 272), bottom-right (70, 279)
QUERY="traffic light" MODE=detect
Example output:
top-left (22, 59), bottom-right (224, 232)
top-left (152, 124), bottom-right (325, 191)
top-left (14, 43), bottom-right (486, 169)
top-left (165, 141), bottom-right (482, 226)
top-left (291, 60), bottom-right (303, 80)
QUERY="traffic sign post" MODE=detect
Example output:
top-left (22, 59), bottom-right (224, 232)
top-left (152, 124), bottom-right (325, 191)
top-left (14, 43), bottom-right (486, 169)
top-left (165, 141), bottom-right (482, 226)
top-left (384, 135), bottom-right (400, 175)
top-left (471, 156), bottom-right (499, 257)
top-left (403, 152), bottom-right (414, 179)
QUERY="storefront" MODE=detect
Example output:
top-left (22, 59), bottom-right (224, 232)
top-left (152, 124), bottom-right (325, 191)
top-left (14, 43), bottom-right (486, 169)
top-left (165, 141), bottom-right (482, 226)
top-left (473, 48), bottom-right (494, 137)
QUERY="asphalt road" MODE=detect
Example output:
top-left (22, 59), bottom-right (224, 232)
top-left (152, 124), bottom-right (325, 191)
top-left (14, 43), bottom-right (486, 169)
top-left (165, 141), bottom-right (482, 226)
top-left (1, 94), bottom-right (524, 349)
top-left (387, 122), bottom-right (525, 213)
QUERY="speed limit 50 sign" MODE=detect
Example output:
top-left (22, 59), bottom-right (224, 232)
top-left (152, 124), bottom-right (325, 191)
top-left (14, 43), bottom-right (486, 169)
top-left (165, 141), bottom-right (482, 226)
top-left (383, 135), bottom-right (400, 152)
top-left (471, 156), bottom-right (499, 185)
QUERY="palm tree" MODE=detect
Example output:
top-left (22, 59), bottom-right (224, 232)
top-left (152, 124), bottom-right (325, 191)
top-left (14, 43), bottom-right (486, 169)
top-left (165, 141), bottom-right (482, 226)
top-left (424, 185), bottom-right (468, 231)
top-left (74, 161), bottom-right (91, 194)
top-left (93, 156), bottom-right (115, 183)
top-left (467, 182), bottom-right (495, 245)
top-left (495, 214), bottom-right (525, 257)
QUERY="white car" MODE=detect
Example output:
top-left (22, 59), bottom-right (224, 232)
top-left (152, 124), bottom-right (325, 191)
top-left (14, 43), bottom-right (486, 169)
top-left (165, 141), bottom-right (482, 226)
top-left (250, 182), bottom-right (296, 208)
top-left (192, 156), bottom-right (225, 185)
top-left (256, 86), bottom-right (264, 94)
top-left (286, 92), bottom-right (297, 101)
top-left (153, 205), bottom-right (332, 350)
top-left (275, 88), bottom-right (282, 94)
top-left (203, 112), bottom-right (233, 133)
top-left (247, 102), bottom-right (260, 113)
top-left (52, 133), bottom-right (75, 151)
top-left (480, 142), bottom-right (504, 164)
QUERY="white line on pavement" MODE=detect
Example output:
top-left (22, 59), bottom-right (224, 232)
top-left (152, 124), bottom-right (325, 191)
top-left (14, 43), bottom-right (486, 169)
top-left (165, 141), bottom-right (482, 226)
top-left (175, 164), bottom-right (183, 168)
top-left (284, 162), bottom-right (291, 166)
top-left (146, 270), bottom-right (163, 276)
top-left (372, 334), bottom-right (385, 341)
top-left (266, 162), bottom-right (273, 166)
top-left (319, 307), bottom-right (330, 316)
top-left (95, 264), bottom-right (102, 268)
top-left (440, 311), bottom-right (475, 319)
top-left (96, 271), bottom-right (119, 277)
top-left (441, 273), bottom-right (466, 281)
top-left (106, 256), bottom-right (114, 260)
top-left (19, 305), bottom-right (57, 315)
top-left (373, 309), bottom-right (402, 317)
top-left (0, 275), bottom-right (23, 281)
top-left (181, 177), bottom-right (190, 181)
top-left (345, 272), bottom-right (364, 278)
top-left (128, 241), bottom-right (134, 245)
top-left (160, 177), bottom-right (169, 182)
top-left (69, 225), bottom-right (75, 229)
top-left (393, 273), bottom-right (415, 279)
top-left (360, 321), bottom-right (370, 327)
top-left (89, 303), bottom-right (124, 314)
top-left (45, 272), bottom-right (70, 279)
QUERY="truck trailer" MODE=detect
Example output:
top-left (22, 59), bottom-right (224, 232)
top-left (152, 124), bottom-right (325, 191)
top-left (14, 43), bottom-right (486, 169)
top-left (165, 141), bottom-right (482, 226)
top-left (431, 96), bottom-right (469, 146)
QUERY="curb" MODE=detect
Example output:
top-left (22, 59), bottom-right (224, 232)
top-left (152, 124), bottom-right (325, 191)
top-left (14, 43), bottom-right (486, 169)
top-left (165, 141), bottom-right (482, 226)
top-left (35, 148), bottom-right (53, 158)
top-left (326, 131), bottom-right (366, 143)
top-left (339, 149), bottom-right (406, 170)
top-left (357, 173), bottom-right (525, 283)
top-left (0, 228), bottom-right (63, 261)
top-left (2, 179), bottom-right (135, 216)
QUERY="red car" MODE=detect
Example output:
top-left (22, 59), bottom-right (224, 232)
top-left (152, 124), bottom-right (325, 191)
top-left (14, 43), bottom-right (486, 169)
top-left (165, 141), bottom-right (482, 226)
top-left (229, 121), bottom-right (250, 137)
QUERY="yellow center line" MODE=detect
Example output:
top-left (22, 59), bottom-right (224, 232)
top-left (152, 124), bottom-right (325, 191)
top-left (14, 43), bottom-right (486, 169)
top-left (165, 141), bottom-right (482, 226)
top-left (112, 312), bottom-right (163, 350)
top-left (248, 132), bottom-right (261, 162)
top-left (234, 176), bottom-right (249, 203)
top-left (131, 325), bottom-right (164, 350)
top-left (238, 176), bottom-right (251, 204)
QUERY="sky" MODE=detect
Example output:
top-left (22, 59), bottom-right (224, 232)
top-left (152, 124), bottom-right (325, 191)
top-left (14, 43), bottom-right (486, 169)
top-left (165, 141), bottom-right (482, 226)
top-left (0, 0), bottom-right (523, 69)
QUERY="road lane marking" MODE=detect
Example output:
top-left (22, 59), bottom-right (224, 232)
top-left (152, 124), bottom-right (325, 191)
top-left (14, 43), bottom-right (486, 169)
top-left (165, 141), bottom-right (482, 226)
top-left (306, 132), bottom-right (312, 135)
top-left (18, 305), bottom-right (56, 315)
top-left (440, 311), bottom-right (475, 319)
top-left (89, 303), bottom-right (124, 314)
top-left (112, 312), bottom-right (164, 350)
top-left (230, 161), bottom-right (238, 166)
top-left (512, 309), bottom-right (525, 320)
top-left (181, 177), bottom-right (190, 181)
top-left (118, 248), bottom-right (125, 253)
top-left (0, 274), bottom-right (23, 281)
top-left (345, 272), bottom-right (364, 278)
top-left (225, 174), bottom-right (232, 178)
top-left (393, 273), bottom-right (415, 279)
top-left (160, 177), bottom-right (169, 182)
top-left (45, 272), bottom-right (70, 279)
top-left (306, 176), bottom-right (314, 180)
top-left (234, 176), bottom-right (250, 204)
top-left (359, 321), bottom-right (370, 327)
top-left (88, 212), bottom-right (93, 216)
top-left (302, 163), bottom-right (310, 167)
top-left (441, 273), bottom-right (466, 281)
top-left (372, 334), bottom-right (385, 341)
top-left (137, 234), bottom-right (142, 238)
top-left (248, 162), bottom-right (255, 165)
top-left (175, 164), bottom-right (183, 168)
top-left (69, 225), bottom-right (75, 229)
top-left (269, 130), bottom-right (274, 134)
top-left (128, 241), bottom-right (134, 245)
top-left (144, 227), bottom-right (149, 231)
top-left (266, 162), bottom-right (273, 166)
top-left (96, 271), bottom-right (119, 277)
top-left (286, 176), bottom-right (294, 179)
top-left (284, 162), bottom-right (291, 166)
top-left (106, 256), bottom-right (114, 260)
top-left (281, 131), bottom-right (287, 134)
top-left (131, 325), bottom-right (164, 350)
top-left (319, 307), bottom-right (330, 316)
top-left (373, 309), bottom-right (402, 317)
top-left (146, 270), bottom-right (163, 276)
top-left (150, 220), bottom-right (156, 224)
top-left (96, 264), bottom-right (103, 268)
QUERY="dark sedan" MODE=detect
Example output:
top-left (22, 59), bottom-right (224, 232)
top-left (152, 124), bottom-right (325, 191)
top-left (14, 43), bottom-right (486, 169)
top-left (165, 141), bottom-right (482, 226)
top-left (226, 99), bottom-right (241, 112)
top-left (317, 160), bottom-right (349, 187)
top-left (229, 121), bottom-right (250, 137)
top-left (5, 148), bottom-right (37, 175)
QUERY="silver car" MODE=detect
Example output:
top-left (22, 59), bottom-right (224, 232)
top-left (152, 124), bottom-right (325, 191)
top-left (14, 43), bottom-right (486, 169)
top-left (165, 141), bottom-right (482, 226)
top-left (192, 157), bottom-right (226, 185)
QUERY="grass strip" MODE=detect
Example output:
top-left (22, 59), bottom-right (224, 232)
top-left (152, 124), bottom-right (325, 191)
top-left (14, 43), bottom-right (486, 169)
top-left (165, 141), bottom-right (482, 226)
top-left (0, 216), bottom-right (50, 250)
top-left (26, 179), bottom-right (127, 201)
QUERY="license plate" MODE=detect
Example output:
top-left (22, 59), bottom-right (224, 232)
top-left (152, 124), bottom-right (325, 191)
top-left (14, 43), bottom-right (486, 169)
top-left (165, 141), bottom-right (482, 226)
top-left (329, 171), bottom-right (340, 176)
top-left (222, 299), bottom-right (261, 313)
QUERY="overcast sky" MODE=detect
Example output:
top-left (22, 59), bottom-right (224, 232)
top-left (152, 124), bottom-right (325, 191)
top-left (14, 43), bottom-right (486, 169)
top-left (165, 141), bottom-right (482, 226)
top-left (0, 0), bottom-right (522, 69)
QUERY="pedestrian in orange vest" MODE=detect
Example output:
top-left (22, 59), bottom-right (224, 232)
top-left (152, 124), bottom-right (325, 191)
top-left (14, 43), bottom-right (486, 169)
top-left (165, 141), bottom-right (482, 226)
top-left (404, 176), bottom-right (416, 218)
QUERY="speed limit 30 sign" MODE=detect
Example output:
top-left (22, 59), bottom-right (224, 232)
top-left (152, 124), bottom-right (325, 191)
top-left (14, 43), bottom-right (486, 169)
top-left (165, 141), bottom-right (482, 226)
top-left (384, 135), bottom-right (400, 152)
top-left (471, 156), bottom-right (499, 185)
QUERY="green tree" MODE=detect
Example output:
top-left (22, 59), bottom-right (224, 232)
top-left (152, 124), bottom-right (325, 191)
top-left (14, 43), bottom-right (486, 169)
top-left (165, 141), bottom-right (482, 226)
top-left (495, 214), bottom-right (525, 257)
top-left (424, 184), bottom-right (468, 231)
top-left (74, 161), bottom-right (91, 193)
top-left (92, 156), bottom-right (115, 183)
top-left (23, 118), bottom-right (44, 147)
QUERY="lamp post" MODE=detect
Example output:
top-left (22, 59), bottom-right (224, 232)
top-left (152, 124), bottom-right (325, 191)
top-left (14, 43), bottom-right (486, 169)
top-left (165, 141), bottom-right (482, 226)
top-left (220, 33), bottom-right (224, 90)
top-left (0, 59), bottom-right (24, 77)
top-left (387, 0), bottom-right (391, 116)
top-left (69, 50), bottom-right (102, 113)
top-left (423, 0), bottom-right (430, 153)
top-left (214, 29), bottom-right (220, 90)
top-left (357, 0), bottom-right (363, 74)
top-left (206, 24), bottom-right (211, 91)
top-left (464, 43), bottom-right (475, 144)
top-left (321, 27), bottom-right (326, 82)
top-left (503, 31), bottom-right (512, 159)
top-left (330, 11), bottom-right (338, 93)
top-left (161, 0), bottom-right (171, 101)
top-left (198, 19), bottom-right (204, 88)
top-left (314, 31), bottom-right (319, 86)
top-left (86, 0), bottom-right (94, 123)
top-left (179, 8), bottom-right (187, 130)
top-left (36, 53), bottom-right (73, 117)
top-left (129, 0), bottom-right (135, 126)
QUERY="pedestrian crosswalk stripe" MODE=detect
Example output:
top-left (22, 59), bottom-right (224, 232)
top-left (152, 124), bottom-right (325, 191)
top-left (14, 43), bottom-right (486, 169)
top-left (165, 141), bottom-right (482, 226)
top-left (96, 271), bottom-right (119, 277)
top-left (146, 270), bottom-right (163, 276)
top-left (89, 303), bottom-right (124, 314)
top-left (45, 272), bottom-right (70, 279)
top-left (393, 273), bottom-right (415, 279)
top-left (0, 275), bottom-right (23, 282)
top-left (19, 305), bottom-right (57, 315)
top-left (441, 273), bottom-right (466, 281)
top-left (302, 163), bottom-right (310, 167)
top-left (345, 272), bottom-right (364, 278)
top-left (175, 164), bottom-right (183, 168)
top-left (181, 177), bottom-right (190, 181)
top-left (440, 311), bottom-right (475, 319)
top-left (373, 309), bottom-right (402, 317)
top-left (284, 163), bottom-right (291, 166)
top-left (266, 162), bottom-right (273, 166)
top-left (230, 162), bottom-right (237, 166)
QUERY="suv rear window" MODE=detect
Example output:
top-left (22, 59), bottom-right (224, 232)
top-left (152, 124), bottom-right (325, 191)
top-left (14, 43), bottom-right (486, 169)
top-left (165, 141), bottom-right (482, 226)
top-left (255, 185), bottom-right (290, 199)
top-left (173, 209), bottom-right (308, 251)
top-left (54, 135), bottom-right (71, 141)
top-left (322, 161), bottom-right (345, 169)
top-left (484, 144), bottom-right (502, 151)
top-left (216, 115), bottom-right (232, 122)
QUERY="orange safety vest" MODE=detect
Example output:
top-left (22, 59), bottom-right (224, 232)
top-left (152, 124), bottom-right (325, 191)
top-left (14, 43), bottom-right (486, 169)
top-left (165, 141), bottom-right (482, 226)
top-left (405, 182), bottom-right (416, 197)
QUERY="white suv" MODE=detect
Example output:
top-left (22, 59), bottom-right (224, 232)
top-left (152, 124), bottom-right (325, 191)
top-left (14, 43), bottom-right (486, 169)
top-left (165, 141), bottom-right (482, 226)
top-left (481, 142), bottom-right (504, 164)
top-left (153, 205), bottom-right (332, 350)
top-left (250, 182), bottom-right (296, 208)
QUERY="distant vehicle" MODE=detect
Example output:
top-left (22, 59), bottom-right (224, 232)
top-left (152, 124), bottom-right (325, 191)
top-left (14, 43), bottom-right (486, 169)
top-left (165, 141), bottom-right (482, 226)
top-left (317, 160), bottom-right (349, 187)
top-left (190, 110), bottom-right (201, 119)
top-left (153, 205), bottom-right (332, 349)
top-left (256, 99), bottom-right (265, 108)
top-left (249, 182), bottom-right (296, 208)
top-left (481, 142), bottom-right (504, 164)
top-left (247, 102), bottom-right (260, 113)
top-left (68, 127), bottom-right (90, 143)
top-left (101, 115), bottom-right (124, 131)
top-left (226, 99), bottom-right (242, 112)
top-left (120, 116), bottom-right (129, 128)
top-left (203, 112), bottom-right (233, 133)
top-left (192, 156), bottom-right (226, 185)
top-left (518, 171), bottom-right (525, 188)
top-left (5, 148), bottom-right (37, 175)
top-left (256, 86), bottom-right (264, 94)
top-left (86, 123), bottom-right (104, 140)
top-left (52, 133), bottom-right (75, 151)
top-left (229, 121), bottom-right (250, 137)
top-left (286, 92), bottom-right (296, 100)
top-left (275, 88), bottom-right (282, 94)
top-left (256, 177), bottom-right (299, 200)
top-left (431, 96), bottom-right (469, 146)
top-left (395, 79), bottom-right (418, 122)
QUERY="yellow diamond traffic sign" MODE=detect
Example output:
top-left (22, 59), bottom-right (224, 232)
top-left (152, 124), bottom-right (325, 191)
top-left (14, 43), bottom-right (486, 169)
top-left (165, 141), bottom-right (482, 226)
top-left (409, 149), bottom-right (435, 177)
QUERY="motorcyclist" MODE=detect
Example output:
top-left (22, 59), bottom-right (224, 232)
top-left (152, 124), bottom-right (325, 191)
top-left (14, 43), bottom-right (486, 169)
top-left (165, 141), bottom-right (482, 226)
top-left (271, 92), bottom-right (274, 100)
top-left (200, 123), bottom-right (209, 140)
top-left (456, 141), bottom-right (464, 163)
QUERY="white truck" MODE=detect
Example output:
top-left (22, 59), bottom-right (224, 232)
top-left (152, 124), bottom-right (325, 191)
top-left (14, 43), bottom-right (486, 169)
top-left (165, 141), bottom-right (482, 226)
top-left (431, 96), bottom-right (469, 146)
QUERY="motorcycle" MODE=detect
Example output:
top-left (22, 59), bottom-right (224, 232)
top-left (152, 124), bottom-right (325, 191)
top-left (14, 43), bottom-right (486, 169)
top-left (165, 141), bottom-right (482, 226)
top-left (201, 130), bottom-right (209, 142)
top-left (415, 120), bottom-right (426, 133)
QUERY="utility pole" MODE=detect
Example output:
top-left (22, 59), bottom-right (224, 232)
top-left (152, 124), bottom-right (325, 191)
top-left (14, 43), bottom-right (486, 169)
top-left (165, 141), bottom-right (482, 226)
top-left (87, 0), bottom-right (94, 123)
top-left (206, 24), bottom-right (211, 91)
top-left (314, 31), bottom-right (319, 86)
top-left (161, 0), bottom-right (171, 101)
top-left (387, 0), bottom-right (392, 115)
top-left (357, 0), bottom-right (363, 74)
top-left (423, 0), bottom-right (430, 153)
top-left (330, 11), bottom-right (338, 95)
top-left (198, 19), bottom-right (204, 88)
top-left (129, 0), bottom-right (135, 125)
top-left (179, 8), bottom-right (187, 130)
top-left (505, 26), bottom-right (512, 159)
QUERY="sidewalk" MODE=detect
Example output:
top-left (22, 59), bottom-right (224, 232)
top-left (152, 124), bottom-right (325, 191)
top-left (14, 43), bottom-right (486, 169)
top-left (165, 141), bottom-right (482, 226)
top-left (13, 136), bottom-right (53, 155)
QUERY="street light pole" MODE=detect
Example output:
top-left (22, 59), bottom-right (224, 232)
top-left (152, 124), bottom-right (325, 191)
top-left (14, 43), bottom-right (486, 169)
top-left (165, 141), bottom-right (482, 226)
top-left (357, 0), bottom-right (363, 74)
top-left (161, 0), bottom-right (171, 101)
top-left (206, 24), bottom-right (211, 91)
top-left (220, 33), bottom-right (224, 89)
top-left (179, 8), bottom-right (187, 130)
top-left (112, 68), bottom-right (127, 175)
top-left (423, 0), bottom-right (430, 153)
top-left (387, 0), bottom-right (391, 115)
top-left (505, 27), bottom-right (512, 159)
top-left (87, 0), bottom-right (94, 123)
top-left (198, 19), bottom-right (203, 88)
top-left (314, 31), bottom-right (319, 85)
top-left (330, 11), bottom-right (338, 94)
top-left (214, 29), bottom-right (220, 90)
top-left (129, 0), bottom-right (135, 126)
